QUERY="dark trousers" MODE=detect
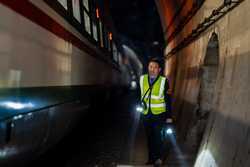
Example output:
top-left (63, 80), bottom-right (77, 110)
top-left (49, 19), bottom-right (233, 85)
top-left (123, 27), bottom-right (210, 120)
top-left (142, 113), bottom-right (165, 162)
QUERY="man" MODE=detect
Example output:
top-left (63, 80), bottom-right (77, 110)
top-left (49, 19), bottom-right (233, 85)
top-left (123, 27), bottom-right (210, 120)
top-left (139, 57), bottom-right (172, 166)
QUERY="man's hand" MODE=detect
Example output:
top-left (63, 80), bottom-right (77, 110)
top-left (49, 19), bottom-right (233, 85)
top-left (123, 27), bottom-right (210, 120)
top-left (166, 118), bottom-right (173, 123)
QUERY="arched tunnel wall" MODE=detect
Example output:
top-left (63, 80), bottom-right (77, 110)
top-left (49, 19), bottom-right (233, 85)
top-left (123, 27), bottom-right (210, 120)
top-left (157, 0), bottom-right (250, 166)
top-left (156, 0), bottom-right (196, 41)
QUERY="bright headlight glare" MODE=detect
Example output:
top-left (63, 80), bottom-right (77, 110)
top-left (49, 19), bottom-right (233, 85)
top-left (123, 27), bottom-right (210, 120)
top-left (0, 101), bottom-right (34, 110)
top-left (166, 128), bottom-right (173, 134)
top-left (136, 105), bottom-right (143, 112)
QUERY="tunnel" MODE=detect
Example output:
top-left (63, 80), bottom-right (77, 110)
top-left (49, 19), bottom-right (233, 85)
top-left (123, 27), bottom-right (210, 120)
top-left (0, 0), bottom-right (249, 166)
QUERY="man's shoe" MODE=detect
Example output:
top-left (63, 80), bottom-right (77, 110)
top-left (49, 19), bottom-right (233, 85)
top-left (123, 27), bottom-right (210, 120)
top-left (154, 158), bottom-right (163, 166)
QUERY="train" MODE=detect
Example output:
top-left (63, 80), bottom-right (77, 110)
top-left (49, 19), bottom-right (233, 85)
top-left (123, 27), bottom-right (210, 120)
top-left (0, 0), bottom-right (134, 166)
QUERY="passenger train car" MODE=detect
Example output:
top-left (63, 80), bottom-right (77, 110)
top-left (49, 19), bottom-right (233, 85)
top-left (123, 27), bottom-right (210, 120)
top-left (0, 0), bottom-right (131, 165)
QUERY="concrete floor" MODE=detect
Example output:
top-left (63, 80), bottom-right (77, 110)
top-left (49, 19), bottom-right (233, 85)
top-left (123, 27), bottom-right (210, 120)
top-left (26, 91), bottom-right (197, 167)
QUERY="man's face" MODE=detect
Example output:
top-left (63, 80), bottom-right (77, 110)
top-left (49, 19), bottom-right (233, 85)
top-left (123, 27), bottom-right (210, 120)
top-left (148, 61), bottom-right (161, 78)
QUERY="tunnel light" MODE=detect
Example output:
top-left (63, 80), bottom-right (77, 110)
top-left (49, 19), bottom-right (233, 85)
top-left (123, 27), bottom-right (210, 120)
top-left (108, 32), bottom-right (113, 40)
top-left (0, 101), bottom-right (34, 110)
top-left (96, 8), bottom-right (100, 18)
top-left (153, 41), bottom-right (159, 45)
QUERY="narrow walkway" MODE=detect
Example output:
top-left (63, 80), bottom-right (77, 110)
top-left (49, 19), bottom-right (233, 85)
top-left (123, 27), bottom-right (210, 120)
top-left (27, 91), bottom-right (197, 167)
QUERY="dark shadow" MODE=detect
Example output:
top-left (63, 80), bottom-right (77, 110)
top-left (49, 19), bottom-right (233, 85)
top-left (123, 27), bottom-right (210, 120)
top-left (196, 32), bottom-right (219, 146)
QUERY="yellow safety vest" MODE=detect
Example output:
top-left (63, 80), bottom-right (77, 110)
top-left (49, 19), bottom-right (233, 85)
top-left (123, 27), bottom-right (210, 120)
top-left (139, 74), bottom-right (167, 115)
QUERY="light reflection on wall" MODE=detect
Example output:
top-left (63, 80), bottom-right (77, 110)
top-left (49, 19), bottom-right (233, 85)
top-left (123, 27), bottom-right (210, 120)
top-left (59, 56), bottom-right (71, 73)
top-left (54, 41), bottom-right (72, 85)
top-left (0, 101), bottom-right (34, 110)
top-left (0, 147), bottom-right (18, 159)
top-left (7, 69), bottom-right (21, 88)
top-left (194, 149), bottom-right (218, 167)
top-left (167, 133), bottom-right (188, 167)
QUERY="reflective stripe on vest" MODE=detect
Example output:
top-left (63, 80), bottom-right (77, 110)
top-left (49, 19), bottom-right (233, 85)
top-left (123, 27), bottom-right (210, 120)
top-left (139, 74), bottom-right (166, 115)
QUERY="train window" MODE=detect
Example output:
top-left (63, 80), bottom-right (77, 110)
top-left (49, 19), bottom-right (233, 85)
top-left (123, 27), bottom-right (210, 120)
top-left (84, 11), bottom-right (91, 34)
top-left (108, 40), bottom-right (111, 52)
top-left (57, 0), bottom-right (68, 10)
top-left (118, 52), bottom-right (122, 66)
top-left (113, 43), bottom-right (118, 62)
top-left (82, 0), bottom-right (91, 35)
top-left (99, 21), bottom-right (104, 47)
top-left (46, 0), bottom-right (116, 61)
top-left (103, 28), bottom-right (109, 50)
top-left (93, 21), bottom-right (98, 41)
top-left (72, 0), bottom-right (81, 22)
top-left (83, 0), bottom-right (89, 11)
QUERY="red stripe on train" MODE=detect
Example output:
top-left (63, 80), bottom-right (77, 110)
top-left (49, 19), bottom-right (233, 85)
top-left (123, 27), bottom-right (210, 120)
top-left (0, 0), bottom-right (95, 56)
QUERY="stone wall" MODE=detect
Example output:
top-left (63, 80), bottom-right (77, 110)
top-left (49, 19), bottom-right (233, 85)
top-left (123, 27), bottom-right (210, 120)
top-left (156, 0), bottom-right (250, 166)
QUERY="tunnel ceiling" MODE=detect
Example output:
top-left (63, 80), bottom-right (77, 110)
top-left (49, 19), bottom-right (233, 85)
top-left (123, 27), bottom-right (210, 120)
top-left (156, 0), bottom-right (204, 42)
top-left (107, 0), bottom-right (202, 67)
top-left (108, 0), bottom-right (165, 63)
